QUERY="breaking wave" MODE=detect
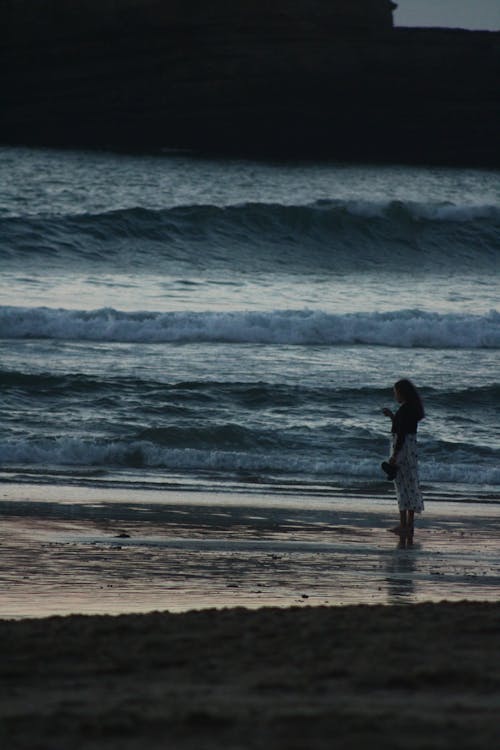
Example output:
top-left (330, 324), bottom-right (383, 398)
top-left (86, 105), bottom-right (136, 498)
top-left (1, 306), bottom-right (499, 348)
top-left (1, 199), bottom-right (498, 271)
top-left (1, 436), bottom-right (499, 488)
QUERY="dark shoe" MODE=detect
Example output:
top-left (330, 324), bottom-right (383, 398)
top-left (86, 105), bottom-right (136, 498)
top-left (381, 461), bottom-right (398, 480)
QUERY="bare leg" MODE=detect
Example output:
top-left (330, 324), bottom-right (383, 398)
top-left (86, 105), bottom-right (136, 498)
top-left (406, 510), bottom-right (415, 541)
top-left (389, 510), bottom-right (407, 534)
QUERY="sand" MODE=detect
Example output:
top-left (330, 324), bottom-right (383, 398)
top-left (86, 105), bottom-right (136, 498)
top-left (1, 482), bottom-right (500, 617)
top-left (1, 602), bottom-right (499, 749)
top-left (1, 482), bottom-right (499, 748)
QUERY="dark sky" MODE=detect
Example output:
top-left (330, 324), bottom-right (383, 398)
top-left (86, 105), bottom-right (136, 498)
top-left (394, 0), bottom-right (500, 30)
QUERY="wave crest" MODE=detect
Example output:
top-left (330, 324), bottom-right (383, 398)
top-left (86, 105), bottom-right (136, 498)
top-left (1, 436), bottom-right (499, 487)
top-left (1, 200), bottom-right (498, 271)
top-left (1, 306), bottom-right (499, 348)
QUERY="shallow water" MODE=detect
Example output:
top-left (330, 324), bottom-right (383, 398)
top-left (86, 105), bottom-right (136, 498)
top-left (1, 484), bottom-right (499, 618)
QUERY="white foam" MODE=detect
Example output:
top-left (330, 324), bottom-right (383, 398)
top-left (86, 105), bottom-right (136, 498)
top-left (1, 306), bottom-right (499, 348)
top-left (1, 437), bottom-right (499, 487)
top-left (408, 202), bottom-right (500, 223)
top-left (321, 199), bottom-right (500, 223)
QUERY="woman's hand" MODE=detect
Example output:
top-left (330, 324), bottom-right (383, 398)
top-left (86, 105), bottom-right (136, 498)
top-left (382, 407), bottom-right (394, 418)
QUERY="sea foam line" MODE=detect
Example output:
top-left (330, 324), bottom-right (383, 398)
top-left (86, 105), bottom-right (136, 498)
top-left (1, 437), bottom-right (499, 487)
top-left (1, 306), bottom-right (499, 348)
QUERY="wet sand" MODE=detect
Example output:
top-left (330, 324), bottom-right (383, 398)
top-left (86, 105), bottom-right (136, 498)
top-left (1, 484), bottom-right (499, 747)
top-left (1, 482), bottom-right (499, 617)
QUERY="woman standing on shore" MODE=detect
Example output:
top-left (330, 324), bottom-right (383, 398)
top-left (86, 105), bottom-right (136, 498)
top-left (382, 379), bottom-right (425, 536)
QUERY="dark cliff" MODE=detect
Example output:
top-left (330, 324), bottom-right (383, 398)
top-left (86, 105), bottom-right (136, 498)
top-left (1, 0), bottom-right (498, 166)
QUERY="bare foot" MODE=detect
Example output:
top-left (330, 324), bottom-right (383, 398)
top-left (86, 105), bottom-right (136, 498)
top-left (389, 525), bottom-right (407, 535)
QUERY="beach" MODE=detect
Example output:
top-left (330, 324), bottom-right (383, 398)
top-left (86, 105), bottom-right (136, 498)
top-left (1, 482), bottom-right (500, 618)
top-left (1, 577), bottom-right (500, 749)
top-left (1, 483), bottom-right (500, 747)
top-left (1, 147), bottom-right (499, 747)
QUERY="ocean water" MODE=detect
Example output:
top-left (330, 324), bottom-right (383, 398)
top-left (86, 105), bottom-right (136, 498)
top-left (1, 146), bottom-right (499, 503)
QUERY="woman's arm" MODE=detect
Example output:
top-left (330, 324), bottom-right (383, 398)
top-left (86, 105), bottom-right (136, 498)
top-left (389, 438), bottom-right (404, 464)
top-left (390, 405), bottom-right (416, 462)
top-left (382, 408), bottom-right (399, 463)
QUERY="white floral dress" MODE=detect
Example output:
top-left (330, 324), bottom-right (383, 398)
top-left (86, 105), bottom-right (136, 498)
top-left (391, 433), bottom-right (424, 513)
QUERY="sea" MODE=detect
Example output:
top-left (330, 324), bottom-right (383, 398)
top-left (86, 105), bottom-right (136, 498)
top-left (1, 146), bottom-right (499, 509)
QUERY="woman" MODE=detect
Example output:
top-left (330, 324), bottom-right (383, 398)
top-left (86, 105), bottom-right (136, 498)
top-left (382, 379), bottom-right (425, 536)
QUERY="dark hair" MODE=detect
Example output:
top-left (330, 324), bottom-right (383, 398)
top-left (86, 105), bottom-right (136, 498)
top-left (394, 379), bottom-right (425, 421)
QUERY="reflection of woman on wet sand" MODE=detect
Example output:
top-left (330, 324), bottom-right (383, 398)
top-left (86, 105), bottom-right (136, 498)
top-left (382, 379), bottom-right (425, 537)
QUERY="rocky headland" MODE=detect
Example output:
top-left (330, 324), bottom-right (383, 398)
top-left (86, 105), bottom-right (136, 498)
top-left (1, 0), bottom-right (499, 165)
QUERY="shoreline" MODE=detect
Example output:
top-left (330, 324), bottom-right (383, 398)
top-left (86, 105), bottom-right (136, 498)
top-left (1, 485), bottom-right (499, 747)
top-left (1, 481), bottom-right (499, 619)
